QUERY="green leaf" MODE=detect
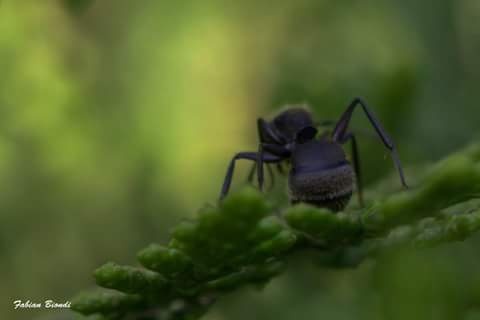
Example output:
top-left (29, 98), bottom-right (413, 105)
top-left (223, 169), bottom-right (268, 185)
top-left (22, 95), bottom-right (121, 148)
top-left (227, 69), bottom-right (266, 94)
top-left (94, 263), bottom-right (169, 295)
top-left (284, 205), bottom-right (362, 244)
top-left (138, 245), bottom-right (193, 278)
top-left (71, 290), bottom-right (144, 316)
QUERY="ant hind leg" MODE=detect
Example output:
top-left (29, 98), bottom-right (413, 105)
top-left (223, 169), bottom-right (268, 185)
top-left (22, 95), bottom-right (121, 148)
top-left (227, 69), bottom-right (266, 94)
top-left (340, 132), bottom-right (364, 207)
top-left (332, 97), bottom-right (408, 188)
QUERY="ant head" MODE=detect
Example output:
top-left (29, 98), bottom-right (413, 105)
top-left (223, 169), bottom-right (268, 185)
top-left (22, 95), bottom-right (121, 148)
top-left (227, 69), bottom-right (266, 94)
top-left (272, 107), bottom-right (315, 141)
top-left (295, 126), bottom-right (318, 144)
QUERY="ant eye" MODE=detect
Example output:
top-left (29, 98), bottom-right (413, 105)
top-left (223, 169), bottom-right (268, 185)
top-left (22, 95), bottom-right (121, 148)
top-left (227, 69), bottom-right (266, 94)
top-left (295, 126), bottom-right (318, 144)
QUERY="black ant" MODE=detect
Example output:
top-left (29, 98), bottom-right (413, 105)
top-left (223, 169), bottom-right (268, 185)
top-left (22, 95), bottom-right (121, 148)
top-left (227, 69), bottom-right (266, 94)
top-left (219, 98), bottom-right (408, 211)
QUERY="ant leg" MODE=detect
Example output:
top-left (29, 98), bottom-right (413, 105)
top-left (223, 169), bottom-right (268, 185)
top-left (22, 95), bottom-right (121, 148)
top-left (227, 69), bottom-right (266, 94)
top-left (341, 132), bottom-right (364, 207)
top-left (247, 163), bottom-right (256, 184)
top-left (266, 164), bottom-right (275, 191)
top-left (332, 97), bottom-right (408, 188)
top-left (257, 143), bottom-right (290, 192)
top-left (256, 118), bottom-right (283, 193)
top-left (257, 145), bottom-right (264, 192)
top-left (246, 163), bottom-right (274, 191)
top-left (220, 152), bottom-right (284, 200)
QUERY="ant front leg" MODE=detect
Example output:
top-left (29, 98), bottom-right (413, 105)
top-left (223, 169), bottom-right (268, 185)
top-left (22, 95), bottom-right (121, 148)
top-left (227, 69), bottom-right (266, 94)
top-left (276, 163), bottom-right (285, 175)
top-left (340, 132), bottom-right (364, 207)
top-left (257, 144), bottom-right (264, 192)
top-left (220, 151), bottom-right (284, 200)
top-left (257, 143), bottom-right (290, 193)
top-left (247, 163), bottom-right (256, 184)
top-left (266, 164), bottom-right (275, 190)
top-left (332, 97), bottom-right (408, 188)
top-left (246, 163), bottom-right (275, 191)
top-left (256, 118), bottom-right (286, 192)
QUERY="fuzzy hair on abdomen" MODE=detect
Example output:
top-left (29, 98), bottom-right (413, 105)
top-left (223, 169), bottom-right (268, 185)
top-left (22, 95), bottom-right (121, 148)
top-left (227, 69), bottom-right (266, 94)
top-left (288, 164), bottom-right (355, 212)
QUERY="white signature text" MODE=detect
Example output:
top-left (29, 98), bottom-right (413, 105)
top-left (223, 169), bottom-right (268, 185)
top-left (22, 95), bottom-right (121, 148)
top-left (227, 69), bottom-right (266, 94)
top-left (13, 299), bottom-right (71, 310)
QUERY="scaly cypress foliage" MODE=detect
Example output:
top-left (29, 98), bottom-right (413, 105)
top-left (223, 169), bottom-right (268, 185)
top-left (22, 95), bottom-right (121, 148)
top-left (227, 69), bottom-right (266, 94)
top-left (72, 143), bottom-right (480, 320)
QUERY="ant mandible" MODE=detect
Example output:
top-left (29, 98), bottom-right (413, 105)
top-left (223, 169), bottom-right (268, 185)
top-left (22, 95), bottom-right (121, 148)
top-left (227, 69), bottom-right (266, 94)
top-left (219, 98), bottom-right (408, 211)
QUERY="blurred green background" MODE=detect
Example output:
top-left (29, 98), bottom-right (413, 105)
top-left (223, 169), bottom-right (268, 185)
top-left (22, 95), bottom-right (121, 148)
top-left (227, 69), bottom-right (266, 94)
top-left (1, 0), bottom-right (480, 319)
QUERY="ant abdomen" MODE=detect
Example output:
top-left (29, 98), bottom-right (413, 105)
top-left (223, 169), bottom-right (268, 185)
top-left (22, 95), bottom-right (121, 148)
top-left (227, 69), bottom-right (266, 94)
top-left (288, 164), bottom-right (355, 212)
top-left (288, 140), bottom-right (355, 211)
